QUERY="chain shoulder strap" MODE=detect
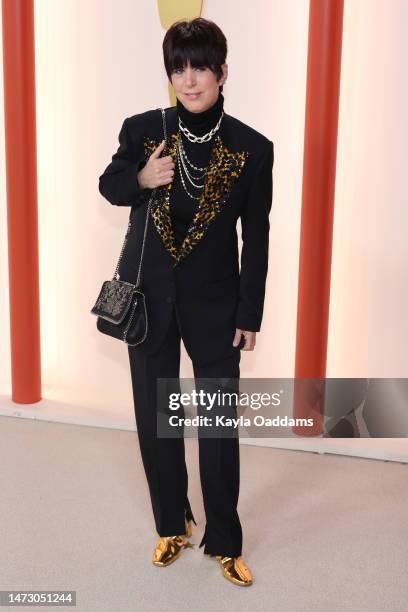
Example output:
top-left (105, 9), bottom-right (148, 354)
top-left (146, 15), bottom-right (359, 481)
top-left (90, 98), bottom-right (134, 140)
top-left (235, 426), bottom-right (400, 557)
top-left (113, 107), bottom-right (168, 286)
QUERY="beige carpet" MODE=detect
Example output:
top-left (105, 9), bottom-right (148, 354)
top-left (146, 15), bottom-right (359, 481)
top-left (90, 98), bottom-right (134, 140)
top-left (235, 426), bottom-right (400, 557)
top-left (0, 414), bottom-right (407, 612)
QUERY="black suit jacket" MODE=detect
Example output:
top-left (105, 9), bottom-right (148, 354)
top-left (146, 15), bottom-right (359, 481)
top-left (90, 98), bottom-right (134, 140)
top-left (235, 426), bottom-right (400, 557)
top-left (98, 105), bottom-right (274, 365)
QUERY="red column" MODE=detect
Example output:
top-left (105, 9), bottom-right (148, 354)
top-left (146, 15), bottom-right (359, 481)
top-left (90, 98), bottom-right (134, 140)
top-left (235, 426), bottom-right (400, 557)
top-left (2, 0), bottom-right (41, 403)
top-left (293, 0), bottom-right (344, 435)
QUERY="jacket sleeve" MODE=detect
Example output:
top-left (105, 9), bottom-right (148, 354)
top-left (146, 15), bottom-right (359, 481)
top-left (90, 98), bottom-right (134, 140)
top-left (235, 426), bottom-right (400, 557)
top-left (236, 139), bottom-right (274, 332)
top-left (98, 116), bottom-right (153, 207)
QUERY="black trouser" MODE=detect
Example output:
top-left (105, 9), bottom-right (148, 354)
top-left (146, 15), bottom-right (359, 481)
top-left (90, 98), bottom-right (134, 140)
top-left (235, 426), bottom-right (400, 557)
top-left (127, 304), bottom-right (243, 557)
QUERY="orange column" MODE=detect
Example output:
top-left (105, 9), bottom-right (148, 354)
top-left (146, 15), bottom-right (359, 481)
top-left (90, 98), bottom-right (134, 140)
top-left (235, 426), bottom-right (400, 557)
top-left (293, 0), bottom-right (344, 435)
top-left (2, 0), bottom-right (41, 403)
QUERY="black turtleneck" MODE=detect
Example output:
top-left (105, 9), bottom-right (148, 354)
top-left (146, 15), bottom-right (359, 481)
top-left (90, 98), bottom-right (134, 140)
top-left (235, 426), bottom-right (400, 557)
top-left (176, 90), bottom-right (224, 136)
top-left (170, 91), bottom-right (224, 248)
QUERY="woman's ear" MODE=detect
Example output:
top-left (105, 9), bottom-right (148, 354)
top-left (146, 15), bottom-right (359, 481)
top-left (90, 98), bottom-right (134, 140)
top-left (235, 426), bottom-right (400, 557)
top-left (220, 63), bottom-right (228, 85)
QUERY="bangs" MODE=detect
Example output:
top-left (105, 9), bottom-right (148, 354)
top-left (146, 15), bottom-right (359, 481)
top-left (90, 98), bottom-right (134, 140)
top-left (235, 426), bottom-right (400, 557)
top-left (168, 42), bottom-right (217, 74)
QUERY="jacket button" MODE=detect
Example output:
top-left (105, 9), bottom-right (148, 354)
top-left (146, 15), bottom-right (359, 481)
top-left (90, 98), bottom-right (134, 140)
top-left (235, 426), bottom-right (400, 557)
top-left (166, 296), bottom-right (173, 303)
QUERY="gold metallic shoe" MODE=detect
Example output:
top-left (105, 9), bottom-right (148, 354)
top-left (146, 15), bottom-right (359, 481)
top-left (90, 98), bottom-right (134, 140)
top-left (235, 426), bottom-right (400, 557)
top-left (211, 555), bottom-right (253, 586)
top-left (152, 514), bottom-right (194, 567)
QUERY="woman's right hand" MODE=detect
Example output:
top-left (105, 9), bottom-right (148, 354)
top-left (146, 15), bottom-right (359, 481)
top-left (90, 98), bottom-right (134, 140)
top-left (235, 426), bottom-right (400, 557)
top-left (137, 140), bottom-right (175, 189)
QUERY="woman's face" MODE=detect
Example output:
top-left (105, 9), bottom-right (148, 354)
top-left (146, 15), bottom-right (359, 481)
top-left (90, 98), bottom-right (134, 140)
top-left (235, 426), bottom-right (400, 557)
top-left (171, 60), bottom-right (227, 113)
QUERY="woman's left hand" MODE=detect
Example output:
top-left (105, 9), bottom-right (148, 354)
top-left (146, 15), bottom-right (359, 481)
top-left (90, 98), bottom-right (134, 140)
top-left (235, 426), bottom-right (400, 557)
top-left (233, 329), bottom-right (256, 351)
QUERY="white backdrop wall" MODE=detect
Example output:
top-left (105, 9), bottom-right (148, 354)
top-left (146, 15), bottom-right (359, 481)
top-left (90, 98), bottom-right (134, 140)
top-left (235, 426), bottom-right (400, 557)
top-left (328, 0), bottom-right (408, 378)
top-left (0, 1), bottom-right (407, 454)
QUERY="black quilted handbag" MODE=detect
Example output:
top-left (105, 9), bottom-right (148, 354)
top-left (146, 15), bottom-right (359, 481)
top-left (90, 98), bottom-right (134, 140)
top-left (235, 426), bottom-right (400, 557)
top-left (90, 107), bottom-right (167, 346)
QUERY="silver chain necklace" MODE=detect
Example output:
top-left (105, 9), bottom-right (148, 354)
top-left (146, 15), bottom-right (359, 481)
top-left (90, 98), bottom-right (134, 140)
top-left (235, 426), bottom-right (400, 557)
top-left (176, 111), bottom-right (224, 200)
top-left (178, 110), bottom-right (224, 143)
top-left (176, 136), bottom-right (210, 200)
top-left (176, 153), bottom-right (204, 200)
top-left (178, 137), bottom-right (207, 174)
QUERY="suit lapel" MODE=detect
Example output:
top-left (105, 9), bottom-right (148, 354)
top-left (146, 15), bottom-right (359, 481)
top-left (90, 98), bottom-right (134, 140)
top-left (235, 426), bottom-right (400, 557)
top-left (176, 134), bottom-right (248, 264)
top-left (143, 112), bottom-right (249, 266)
top-left (143, 132), bottom-right (180, 263)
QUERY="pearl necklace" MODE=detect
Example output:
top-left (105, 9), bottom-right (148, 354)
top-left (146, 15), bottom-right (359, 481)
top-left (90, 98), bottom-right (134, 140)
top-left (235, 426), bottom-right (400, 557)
top-left (176, 145), bottom-right (205, 200)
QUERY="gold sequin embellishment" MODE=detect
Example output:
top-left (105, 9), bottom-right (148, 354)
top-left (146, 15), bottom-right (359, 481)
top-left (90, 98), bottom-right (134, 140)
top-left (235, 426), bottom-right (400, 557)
top-left (143, 132), bottom-right (249, 266)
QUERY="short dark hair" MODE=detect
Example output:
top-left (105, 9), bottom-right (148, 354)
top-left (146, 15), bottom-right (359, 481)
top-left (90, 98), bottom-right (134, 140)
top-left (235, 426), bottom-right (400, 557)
top-left (163, 17), bottom-right (227, 93)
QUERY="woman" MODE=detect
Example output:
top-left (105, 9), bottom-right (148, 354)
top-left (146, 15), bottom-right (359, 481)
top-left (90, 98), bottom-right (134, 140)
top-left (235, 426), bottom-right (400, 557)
top-left (98, 17), bottom-right (273, 587)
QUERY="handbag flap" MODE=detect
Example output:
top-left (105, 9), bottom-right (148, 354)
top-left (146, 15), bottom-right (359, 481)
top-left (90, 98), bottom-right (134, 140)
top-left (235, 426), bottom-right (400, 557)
top-left (91, 279), bottom-right (136, 324)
